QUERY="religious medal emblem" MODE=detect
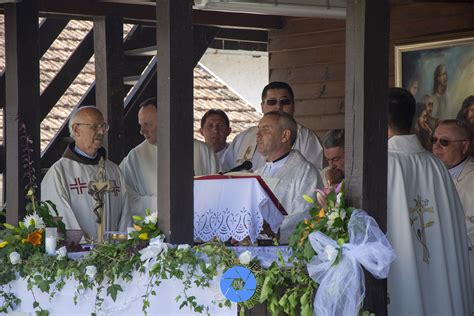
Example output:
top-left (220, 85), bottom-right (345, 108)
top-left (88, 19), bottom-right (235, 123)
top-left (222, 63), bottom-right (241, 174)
top-left (409, 195), bottom-right (434, 263)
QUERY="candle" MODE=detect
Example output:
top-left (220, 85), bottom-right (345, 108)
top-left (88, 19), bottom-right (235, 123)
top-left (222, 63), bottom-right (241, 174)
top-left (45, 227), bottom-right (58, 256)
top-left (45, 236), bottom-right (57, 256)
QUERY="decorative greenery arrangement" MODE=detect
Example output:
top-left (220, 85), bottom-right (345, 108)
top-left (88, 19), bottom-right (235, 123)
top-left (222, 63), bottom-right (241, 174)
top-left (289, 182), bottom-right (353, 262)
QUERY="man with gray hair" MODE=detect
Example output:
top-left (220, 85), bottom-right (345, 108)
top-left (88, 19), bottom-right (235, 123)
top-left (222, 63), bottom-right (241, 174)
top-left (42, 106), bottom-right (131, 242)
top-left (254, 111), bottom-right (322, 244)
top-left (322, 129), bottom-right (345, 187)
top-left (432, 119), bottom-right (474, 293)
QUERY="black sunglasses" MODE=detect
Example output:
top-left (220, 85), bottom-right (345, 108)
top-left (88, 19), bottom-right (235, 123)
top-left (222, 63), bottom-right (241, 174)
top-left (430, 136), bottom-right (466, 147)
top-left (265, 98), bottom-right (292, 106)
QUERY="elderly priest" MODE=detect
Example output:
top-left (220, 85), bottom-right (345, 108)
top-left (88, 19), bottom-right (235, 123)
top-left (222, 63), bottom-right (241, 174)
top-left (254, 111), bottom-right (322, 244)
top-left (42, 106), bottom-right (131, 242)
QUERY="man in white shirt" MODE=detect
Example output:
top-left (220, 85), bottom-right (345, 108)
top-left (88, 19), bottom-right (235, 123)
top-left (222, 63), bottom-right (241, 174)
top-left (120, 98), bottom-right (220, 215)
top-left (254, 111), bottom-right (322, 244)
top-left (386, 88), bottom-right (472, 315)
top-left (432, 119), bottom-right (474, 293)
top-left (224, 82), bottom-right (323, 171)
top-left (42, 106), bottom-right (131, 241)
top-left (199, 109), bottom-right (232, 171)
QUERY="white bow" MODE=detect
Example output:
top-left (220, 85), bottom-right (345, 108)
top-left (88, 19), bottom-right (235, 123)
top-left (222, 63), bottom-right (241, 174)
top-left (307, 210), bottom-right (396, 316)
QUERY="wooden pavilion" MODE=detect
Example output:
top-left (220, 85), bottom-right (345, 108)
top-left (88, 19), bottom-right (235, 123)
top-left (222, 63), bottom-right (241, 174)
top-left (1, 0), bottom-right (473, 314)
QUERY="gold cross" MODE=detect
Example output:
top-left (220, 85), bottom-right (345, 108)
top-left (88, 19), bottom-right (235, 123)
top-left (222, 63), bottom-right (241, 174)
top-left (87, 157), bottom-right (115, 242)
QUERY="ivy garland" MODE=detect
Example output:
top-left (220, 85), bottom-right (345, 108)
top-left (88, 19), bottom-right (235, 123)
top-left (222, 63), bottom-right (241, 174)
top-left (0, 238), bottom-right (316, 316)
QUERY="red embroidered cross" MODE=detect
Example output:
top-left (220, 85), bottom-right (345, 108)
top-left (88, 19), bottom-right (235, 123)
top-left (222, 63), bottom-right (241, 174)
top-left (69, 177), bottom-right (87, 195)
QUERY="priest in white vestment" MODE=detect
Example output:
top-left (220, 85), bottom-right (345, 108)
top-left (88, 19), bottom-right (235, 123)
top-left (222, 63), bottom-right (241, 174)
top-left (42, 106), bottom-right (131, 241)
top-left (387, 88), bottom-right (473, 315)
top-left (120, 99), bottom-right (220, 215)
top-left (224, 82), bottom-right (323, 171)
top-left (199, 109), bottom-right (233, 172)
top-left (432, 119), bottom-right (474, 297)
top-left (253, 111), bottom-right (322, 244)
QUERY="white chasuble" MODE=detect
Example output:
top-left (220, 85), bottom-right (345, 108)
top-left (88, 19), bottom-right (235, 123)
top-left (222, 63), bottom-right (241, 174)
top-left (387, 134), bottom-right (473, 315)
top-left (120, 139), bottom-right (220, 215)
top-left (41, 145), bottom-right (131, 241)
top-left (120, 141), bottom-right (158, 216)
top-left (255, 150), bottom-right (323, 244)
top-left (452, 156), bottom-right (474, 297)
top-left (224, 123), bottom-right (324, 172)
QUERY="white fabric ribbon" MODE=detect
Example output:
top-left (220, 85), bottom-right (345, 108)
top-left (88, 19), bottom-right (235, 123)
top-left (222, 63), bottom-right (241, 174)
top-left (307, 209), bottom-right (396, 316)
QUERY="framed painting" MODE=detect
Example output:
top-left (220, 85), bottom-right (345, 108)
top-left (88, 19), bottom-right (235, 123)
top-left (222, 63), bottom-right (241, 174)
top-left (395, 34), bottom-right (474, 149)
top-left (395, 34), bottom-right (474, 120)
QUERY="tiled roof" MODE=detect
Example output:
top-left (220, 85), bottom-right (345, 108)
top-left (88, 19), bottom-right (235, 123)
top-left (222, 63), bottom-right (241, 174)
top-left (0, 16), bottom-right (261, 151)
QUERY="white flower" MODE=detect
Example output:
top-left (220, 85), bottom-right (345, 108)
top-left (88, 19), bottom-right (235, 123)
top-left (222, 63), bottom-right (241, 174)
top-left (9, 252), bottom-right (21, 265)
top-left (327, 212), bottom-right (340, 228)
top-left (85, 265), bottom-right (97, 279)
top-left (324, 245), bottom-right (339, 264)
top-left (23, 212), bottom-right (45, 229)
top-left (238, 250), bottom-right (254, 265)
top-left (144, 212), bottom-right (158, 225)
top-left (340, 210), bottom-right (346, 220)
top-left (336, 192), bottom-right (343, 208)
top-left (177, 244), bottom-right (191, 251)
top-left (56, 246), bottom-right (67, 259)
top-left (139, 235), bottom-right (168, 261)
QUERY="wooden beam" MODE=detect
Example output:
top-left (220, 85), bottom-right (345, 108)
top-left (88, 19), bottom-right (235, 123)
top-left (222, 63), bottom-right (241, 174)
top-left (344, 0), bottom-right (389, 314)
top-left (34, 0), bottom-right (283, 30)
top-left (4, 0), bottom-right (41, 224)
top-left (0, 17), bottom-right (68, 109)
top-left (40, 29), bottom-right (94, 121)
top-left (94, 15), bottom-right (125, 164)
top-left (156, 0), bottom-right (194, 244)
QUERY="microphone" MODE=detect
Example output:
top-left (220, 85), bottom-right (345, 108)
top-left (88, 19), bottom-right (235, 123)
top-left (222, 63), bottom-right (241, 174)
top-left (223, 160), bottom-right (253, 174)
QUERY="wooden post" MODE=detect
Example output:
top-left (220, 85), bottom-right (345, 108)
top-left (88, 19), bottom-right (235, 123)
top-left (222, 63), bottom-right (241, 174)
top-left (4, 0), bottom-right (41, 224)
top-left (344, 0), bottom-right (390, 314)
top-left (94, 15), bottom-right (125, 164)
top-left (156, 0), bottom-right (194, 244)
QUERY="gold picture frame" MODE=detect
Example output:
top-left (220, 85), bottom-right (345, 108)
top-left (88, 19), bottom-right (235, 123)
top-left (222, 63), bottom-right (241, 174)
top-left (395, 34), bottom-right (474, 121)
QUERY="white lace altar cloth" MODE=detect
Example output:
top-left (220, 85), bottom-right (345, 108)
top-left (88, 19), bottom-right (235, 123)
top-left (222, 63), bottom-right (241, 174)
top-left (194, 177), bottom-right (284, 243)
top-left (3, 264), bottom-right (236, 316)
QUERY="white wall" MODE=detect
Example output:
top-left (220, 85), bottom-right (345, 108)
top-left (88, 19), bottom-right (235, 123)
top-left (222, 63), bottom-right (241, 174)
top-left (200, 49), bottom-right (268, 112)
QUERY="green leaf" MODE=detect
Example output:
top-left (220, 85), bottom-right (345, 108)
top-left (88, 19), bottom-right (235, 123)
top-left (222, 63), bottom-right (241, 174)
top-left (106, 284), bottom-right (123, 302)
top-left (303, 241), bottom-right (316, 261)
top-left (302, 194), bottom-right (314, 204)
top-left (4, 223), bottom-right (16, 230)
top-left (132, 215), bottom-right (143, 221)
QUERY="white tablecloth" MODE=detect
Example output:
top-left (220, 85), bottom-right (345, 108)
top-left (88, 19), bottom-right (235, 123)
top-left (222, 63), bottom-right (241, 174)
top-left (3, 265), bottom-right (236, 316)
top-left (194, 177), bottom-right (284, 243)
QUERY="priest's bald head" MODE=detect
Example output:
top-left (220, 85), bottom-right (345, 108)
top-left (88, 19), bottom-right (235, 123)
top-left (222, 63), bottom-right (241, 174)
top-left (69, 106), bottom-right (108, 157)
top-left (432, 120), bottom-right (471, 169)
top-left (138, 97), bottom-right (158, 145)
top-left (256, 111), bottom-right (297, 162)
top-left (388, 87), bottom-right (416, 137)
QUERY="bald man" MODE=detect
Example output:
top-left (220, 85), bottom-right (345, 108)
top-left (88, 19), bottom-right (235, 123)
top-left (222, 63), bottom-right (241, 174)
top-left (42, 106), bottom-right (131, 242)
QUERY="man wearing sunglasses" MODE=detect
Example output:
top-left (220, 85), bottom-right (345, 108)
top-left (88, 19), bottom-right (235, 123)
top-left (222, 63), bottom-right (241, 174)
top-left (42, 106), bottom-right (131, 241)
top-left (224, 81), bottom-right (323, 172)
top-left (386, 88), bottom-right (472, 315)
top-left (432, 119), bottom-right (474, 293)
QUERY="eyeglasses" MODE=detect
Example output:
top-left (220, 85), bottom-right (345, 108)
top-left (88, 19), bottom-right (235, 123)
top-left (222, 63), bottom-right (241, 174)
top-left (265, 98), bottom-right (292, 106)
top-left (75, 123), bottom-right (110, 132)
top-left (430, 136), bottom-right (466, 147)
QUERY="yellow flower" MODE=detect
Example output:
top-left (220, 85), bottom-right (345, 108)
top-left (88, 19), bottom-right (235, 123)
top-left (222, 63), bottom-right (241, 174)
top-left (318, 208), bottom-right (325, 218)
top-left (0, 240), bottom-right (8, 248)
top-left (23, 230), bottom-right (43, 246)
top-left (133, 224), bottom-right (143, 232)
top-left (138, 232), bottom-right (148, 240)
